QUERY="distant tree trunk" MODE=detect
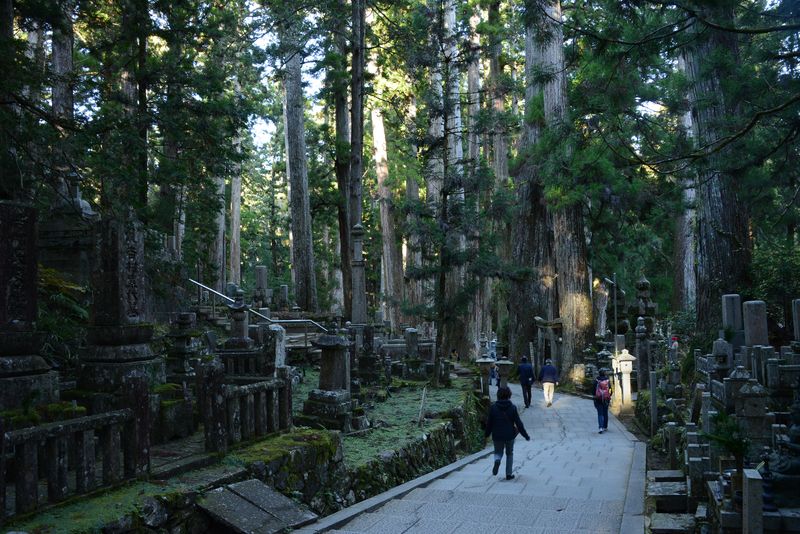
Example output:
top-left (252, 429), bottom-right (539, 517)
top-left (467, 8), bottom-right (491, 355)
top-left (682, 6), bottom-right (751, 332)
top-left (508, 13), bottom-right (557, 360)
top-left (229, 149), bottom-right (242, 286)
top-left (51, 1), bottom-right (74, 199)
top-left (537, 0), bottom-right (592, 372)
top-left (372, 105), bottom-right (405, 333)
top-left (440, 0), bottom-right (474, 360)
top-left (488, 0), bottom-right (510, 341)
top-left (283, 37), bottom-right (318, 312)
top-left (332, 0), bottom-right (352, 318)
top-left (405, 100), bottom-right (423, 311)
top-left (209, 175), bottom-right (227, 292)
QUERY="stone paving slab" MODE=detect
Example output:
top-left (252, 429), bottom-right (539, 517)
top-left (301, 383), bottom-right (644, 533)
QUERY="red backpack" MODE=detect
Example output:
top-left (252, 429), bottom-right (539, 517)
top-left (595, 378), bottom-right (611, 402)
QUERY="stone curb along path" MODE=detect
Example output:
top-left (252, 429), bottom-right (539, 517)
top-left (298, 383), bottom-right (645, 534)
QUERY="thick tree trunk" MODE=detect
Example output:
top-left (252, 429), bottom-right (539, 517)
top-left (405, 102), bottom-right (423, 311)
top-left (0, 0), bottom-right (11, 41)
top-left (52, 5), bottom-right (74, 122)
top-left (682, 7), bottom-right (751, 332)
top-left (439, 0), bottom-right (474, 360)
top-left (372, 106), bottom-right (405, 333)
top-left (333, 0), bottom-right (352, 319)
top-left (283, 42), bottom-right (318, 312)
top-left (672, 75), bottom-right (697, 315)
top-left (349, 0), bottom-right (365, 232)
top-left (508, 20), bottom-right (557, 360)
top-left (537, 0), bottom-right (592, 372)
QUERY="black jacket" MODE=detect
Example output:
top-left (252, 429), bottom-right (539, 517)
top-left (518, 362), bottom-right (534, 385)
top-left (485, 399), bottom-right (530, 441)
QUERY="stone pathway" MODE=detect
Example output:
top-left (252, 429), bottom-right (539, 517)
top-left (302, 383), bottom-right (645, 534)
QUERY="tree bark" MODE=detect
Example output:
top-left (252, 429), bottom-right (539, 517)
top-left (681, 5), bottom-right (751, 332)
top-left (537, 0), bottom-right (592, 373)
top-left (349, 0), bottom-right (365, 232)
top-left (283, 38), bottom-right (318, 312)
top-left (0, 0), bottom-right (11, 41)
top-left (372, 105), bottom-right (405, 334)
top-left (331, 0), bottom-right (352, 319)
top-left (229, 149), bottom-right (242, 285)
top-left (405, 100), bottom-right (423, 311)
top-left (508, 14), bottom-right (557, 360)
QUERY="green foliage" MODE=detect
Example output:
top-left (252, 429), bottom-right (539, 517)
top-left (703, 411), bottom-right (750, 466)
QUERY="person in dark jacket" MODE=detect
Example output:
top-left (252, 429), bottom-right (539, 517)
top-left (517, 357), bottom-right (534, 408)
top-left (485, 386), bottom-right (530, 480)
top-left (594, 369), bottom-right (613, 433)
top-left (539, 359), bottom-right (559, 407)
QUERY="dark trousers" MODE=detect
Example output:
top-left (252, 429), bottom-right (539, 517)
top-left (595, 401), bottom-right (609, 429)
top-left (521, 383), bottom-right (532, 407)
top-left (493, 439), bottom-right (515, 476)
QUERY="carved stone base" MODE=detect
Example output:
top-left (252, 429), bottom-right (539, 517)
top-left (78, 356), bottom-right (165, 392)
top-left (0, 370), bottom-right (59, 409)
top-left (298, 389), bottom-right (352, 432)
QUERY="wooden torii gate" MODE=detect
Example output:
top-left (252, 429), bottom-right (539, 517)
top-left (532, 316), bottom-right (563, 376)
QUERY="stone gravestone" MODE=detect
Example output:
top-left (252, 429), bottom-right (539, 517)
top-left (279, 284), bottom-right (289, 310)
top-left (265, 324), bottom-right (286, 371)
top-left (722, 294), bottom-right (745, 350)
top-left (792, 299), bottom-right (800, 342)
top-left (254, 265), bottom-right (268, 308)
top-left (0, 202), bottom-right (59, 408)
top-left (635, 316), bottom-right (650, 389)
top-left (743, 300), bottom-right (769, 347)
top-left (298, 334), bottom-right (353, 431)
top-left (80, 216), bottom-right (165, 391)
top-left (404, 327), bottom-right (419, 359)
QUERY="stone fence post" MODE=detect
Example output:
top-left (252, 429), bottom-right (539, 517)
top-left (123, 371), bottom-right (151, 477)
top-left (199, 359), bottom-right (227, 453)
top-left (743, 469), bottom-right (764, 534)
top-left (277, 366), bottom-right (293, 429)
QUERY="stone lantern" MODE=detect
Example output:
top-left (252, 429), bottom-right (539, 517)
top-left (476, 358), bottom-right (494, 396)
top-left (496, 357), bottom-right (514, 389)
top-left (614, 349), bottom-right (636, 407)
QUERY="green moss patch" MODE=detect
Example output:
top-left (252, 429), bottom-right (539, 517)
top-left (229, 428), bottom-right (338, 466)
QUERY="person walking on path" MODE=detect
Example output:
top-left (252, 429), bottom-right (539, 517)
top-left (539, 359), bottom-right (559, 407)
top-left (517, 357), bottom-right (534, 408)
top-left (594, 368), bottom-right (613, 433)
top-left (485, 386), bottom-right (530, 480)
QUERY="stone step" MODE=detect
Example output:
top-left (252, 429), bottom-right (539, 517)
top-left (650, 513), bottom-right (695, 534)
top-left (647, 481), bottom-right (689, 513)
top-left (199, 479), bottom-right (317, 534)
top-left (152, 452), bottom-right (218, 480)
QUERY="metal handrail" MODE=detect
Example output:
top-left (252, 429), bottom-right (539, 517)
top-left (188, 278), bottom-right (328, 333)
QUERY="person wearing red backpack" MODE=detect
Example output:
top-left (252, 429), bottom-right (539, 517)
top-left (594, 369), bottom-right (613, 433)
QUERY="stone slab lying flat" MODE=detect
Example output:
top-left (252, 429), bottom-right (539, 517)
top-left (199, 479), bottom-right (317, 534)
top-left (647, 470), bottom-right (685, 483)
top-left (647, 481), bottom-right (688, 513)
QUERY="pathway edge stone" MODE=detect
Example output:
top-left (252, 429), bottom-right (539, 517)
top-left (621, 440), bottom-right (646, 533)
top-left (293, 446), bottom-right (493, 533)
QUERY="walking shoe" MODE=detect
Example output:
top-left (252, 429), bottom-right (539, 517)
top-left (506, 474), bottom-right (515, 480)
top-left (547, 402), bottom-right (552, 407)
top-left (492, 460), bottom-right (500, 476)
top-left (598, 428), bottom-right (604, 434)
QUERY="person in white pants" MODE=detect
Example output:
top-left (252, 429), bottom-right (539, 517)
top-left (539, 359), bottom-right (559, 407)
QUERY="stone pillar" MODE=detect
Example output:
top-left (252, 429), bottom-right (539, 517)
top-left (315, 334), bottom-right (351, 392)
top-left (635, 317), bottom-right (649, 389)
top-left (743, 469), bottom-right (763, 534)
top-left (351, 224), bottom-right (367, 324)
top-left (743, 300), bottom-right (769, 347)
top-left (615, 334), bottom-right (626, 354)
top-left (0, 202), bottom-right (59, 408)
top-left (404, 327), bottom-right (419, 359)
top-left (722, 294), bottom-right (743, 331)
top-left (80, 216), bottom-right (164, 391)
top-left (265, 325), bottom-right (286, 371)
top-left (650, 370), bottom-right (658, 436)
top-left (279, 284), bottom-right (289, 310)
top-left (792, 298), bottom-right (800, 342)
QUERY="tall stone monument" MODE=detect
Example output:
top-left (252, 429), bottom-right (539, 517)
top-left (0, 202), bottom-right (59, 408)
top-left (298, 334), bottom-right (353, 431)
top-left (351, 223), bottom-right (367, 324)
top-left (80, 216), bottom-right (165, 391)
